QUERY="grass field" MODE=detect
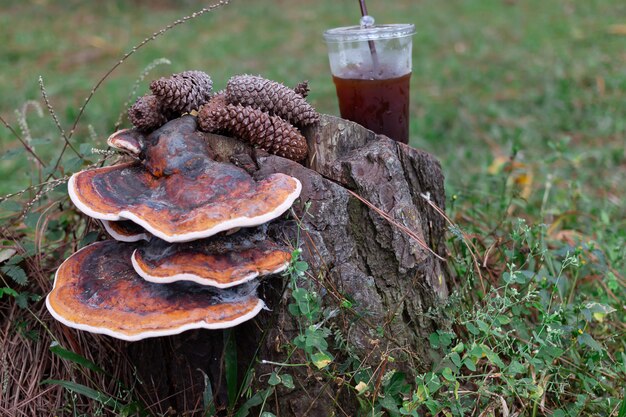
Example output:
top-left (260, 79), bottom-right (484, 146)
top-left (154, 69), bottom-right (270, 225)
top-left (1, 0), bottom-right (625, 202)
top-left (1, 0), bottom-right (624, 415)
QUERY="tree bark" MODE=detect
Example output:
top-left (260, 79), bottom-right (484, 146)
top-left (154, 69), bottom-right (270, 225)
top-left (127, 115), bottom-right (449, 416)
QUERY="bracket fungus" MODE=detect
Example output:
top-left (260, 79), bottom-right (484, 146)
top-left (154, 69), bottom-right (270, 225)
top-left (131, 229), bottom-right (291, 288)
top-left (69, 161), bottom-right (300, 242)
top-left (48, 72), bottom-right (309, 341)
top-left (46, 241), bottom-right (265, 341)
top-left (107, 127), bottom-right (145, 157)
top-left (102, 220), bottom-right (150, 242)
top-left (69, 117), bottom-right (302, 243)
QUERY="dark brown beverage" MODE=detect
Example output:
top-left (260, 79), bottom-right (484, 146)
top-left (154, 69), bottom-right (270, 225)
top-left (332, 72), bottom-right (411, 143)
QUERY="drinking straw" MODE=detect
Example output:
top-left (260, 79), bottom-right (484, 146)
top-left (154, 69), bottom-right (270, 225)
top-left (358, 0), bottom-right (379, 71)
top-left (358, 0), bottom-right (369, 18)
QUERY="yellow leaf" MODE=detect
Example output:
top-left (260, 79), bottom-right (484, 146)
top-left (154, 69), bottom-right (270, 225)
top-left (514, 171), bottom-right (533, 199)
top-left (592, 312), bottom-right (606, 322)
top-left (488, 156), bottom-right (508, 174)
top-left (312, 354), bottom-right (332, 369)
top-left (530, 384), bottom-right (544, 400)
top-left (86, 35), bottom-right (109, 49)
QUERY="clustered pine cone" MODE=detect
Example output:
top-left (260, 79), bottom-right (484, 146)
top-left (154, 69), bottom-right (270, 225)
top-left (226, 75), bottom-right (319, 127)
top-left (293, 80), bottom-right (310, 98)
top-left (197, 91), bottom-right (228, 133)
top-left (128, 94), bottom-right (168, 132)
top-left (150, 70), bottom-right (213, 114)
top-left (129, 72), bottom-right (317, 162)
top-left (128, 70), bottom-right (213, 132)
top-left (198, 100), bottom-right (308, 162)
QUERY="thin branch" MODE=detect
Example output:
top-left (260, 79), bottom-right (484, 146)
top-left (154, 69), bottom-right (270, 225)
top-left (68, 0), bottom-right (230, 141)
top-left (38, 76), bottom-right (82, 159)
top-left (0, 177), bottom-right (69, 205)
top-left (114, 57), bottom-right (172, 130)
top-left (43, 0), bottom-right (230, 184)
top-left (0, 114), bottom-right (47, 167)
top-left (346, 188), bottom-right (446, 261)
top-left (419, 192), bottom-right (487, 293)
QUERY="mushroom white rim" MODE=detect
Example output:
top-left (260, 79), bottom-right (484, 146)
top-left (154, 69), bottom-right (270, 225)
top-left (131, 249), bottom-right (289, 289)
top-left (107, 129), bottom-right (141, 155)
top-left (45, 245), bottom-right (266, 342)
top-left (45, 296), bottom-right (265, 341)
top-left (68, 172), bottom-right (303, 243)
top-left (101, 220), bottom-right (150, 243)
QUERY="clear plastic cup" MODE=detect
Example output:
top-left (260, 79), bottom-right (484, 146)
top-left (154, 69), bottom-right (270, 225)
top-left (324, 20), bottom-right (415, 143)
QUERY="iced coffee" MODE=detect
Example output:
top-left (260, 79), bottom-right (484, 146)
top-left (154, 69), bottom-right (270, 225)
top-left (324, 21), bottom-right (415, 144)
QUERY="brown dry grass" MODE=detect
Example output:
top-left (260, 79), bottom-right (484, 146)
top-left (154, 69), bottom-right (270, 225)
top-left (0, 225), bottom-right (139, 416)
top-left (1, 300), bottom-right (134, 416)
top-left (1, 3), bottom-right (236, 414)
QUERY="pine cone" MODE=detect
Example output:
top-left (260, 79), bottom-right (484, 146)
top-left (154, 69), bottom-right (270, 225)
top-left (150, 70), bottom-right (213, 115)
top-left (197, 103), bottom-right (308, 161)
top-left (226, 75), bottom-right (319, 127)
top-left (293, 80), bottom-right (310, 98)
top-left (128, 94), bottom-right (167, 132)
top-left (197, 91), bottom-right (228, 133)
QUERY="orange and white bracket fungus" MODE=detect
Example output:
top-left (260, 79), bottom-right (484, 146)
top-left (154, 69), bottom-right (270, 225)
top-left (70, 117), bottom-right (302, 242)
top-left (101, 220), bottom-right (150, 242)
top-left (46, 240), bottom-right (265, 341)
top-left (131, 229), bottom-right (291, 288)
top-left (50, 115), bottom-right (300, 341)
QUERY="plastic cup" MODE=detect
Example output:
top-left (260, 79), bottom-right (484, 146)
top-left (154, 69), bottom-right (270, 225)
top-left (324, 20), bottom-right (415, 144)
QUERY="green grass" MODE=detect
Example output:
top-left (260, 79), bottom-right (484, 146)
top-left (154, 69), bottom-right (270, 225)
top-left (1, 0), bottom-right (625, 199)
top-left (1, 0), bottom-right (624, 415)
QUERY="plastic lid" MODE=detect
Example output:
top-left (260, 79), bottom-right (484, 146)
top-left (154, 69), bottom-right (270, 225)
top-left (324, 23), bottom-right (415, 43)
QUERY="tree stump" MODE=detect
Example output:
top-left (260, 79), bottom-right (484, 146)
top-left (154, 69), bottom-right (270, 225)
top-left (126, 115), bottom-right (449, 416)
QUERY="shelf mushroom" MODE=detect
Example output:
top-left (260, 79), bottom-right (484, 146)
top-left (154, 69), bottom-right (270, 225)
top-left (69, 116), bottom-right (302, 242)
top-left (46, 240), bottom-right (265, 341)
top-left (101, 220), bottom-right (150, 242)
top-left (131, 228), bottom-right (291, 288)
top-left (49, 114), bottom-right (301, 341)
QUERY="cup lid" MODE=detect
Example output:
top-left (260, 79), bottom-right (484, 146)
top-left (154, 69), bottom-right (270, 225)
top-left (324, 23), bottom-right (415, 43)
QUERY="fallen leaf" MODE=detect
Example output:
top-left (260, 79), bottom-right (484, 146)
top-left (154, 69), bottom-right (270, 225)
top-left (514, 171), bottom-right (533, 199)
top-left (0, 248), bottom-right (17, 264)
top-left (487, 156), bottom-right (508, 175)
top-left (550, 229), bottom-right (584, 245)
top-left (608, 24), bottom-right (626, 35)
top-left (311, 352), bottom-right (332, 369)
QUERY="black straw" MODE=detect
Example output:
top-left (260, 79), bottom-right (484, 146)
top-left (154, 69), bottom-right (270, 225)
top-left (358, 0), bottom-right (379, 71)
top-left (359, 0), bottom-right (368, 16)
